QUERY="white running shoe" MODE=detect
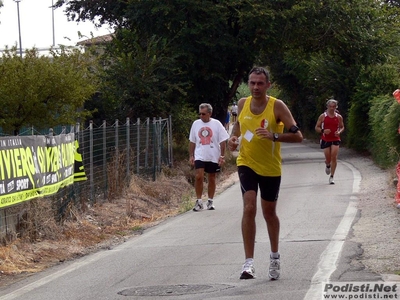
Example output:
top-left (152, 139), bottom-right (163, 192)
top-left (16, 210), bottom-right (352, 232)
top-left (193, 200), bottom-right (204, 211)
top-left (325, 165), bottom-right (331, 175)
top-left (240, 261), bottom-right (255, 279)
top-left (206, 200), bottom-right (215, 210)
top-left (329, 176), bottom-right (335, 184)
top-left (269, 257), bottom-right (280, 280)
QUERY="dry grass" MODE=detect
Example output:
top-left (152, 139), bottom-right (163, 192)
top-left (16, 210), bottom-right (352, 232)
top-left (0, 155), bottom-right (238, 287)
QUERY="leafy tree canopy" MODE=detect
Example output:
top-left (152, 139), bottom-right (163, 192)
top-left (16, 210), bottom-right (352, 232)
top-left (57, 0), bottom-right (400, 148)
top-left (258, 0), bottom-right (400, 133)
top-left (0, 47), bottom-right (99, 135)
top-left (56, 0), bottom-right (280, 122)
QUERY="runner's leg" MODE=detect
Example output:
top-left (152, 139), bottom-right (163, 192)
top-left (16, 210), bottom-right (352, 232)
top-left (195, 168), bottom-right (204, 199)
top-left (330, 145), bottom-right (340, 176)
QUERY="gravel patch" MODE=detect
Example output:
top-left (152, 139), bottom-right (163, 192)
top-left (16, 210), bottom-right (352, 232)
top-left (346, 153), bottom-right (400, 278)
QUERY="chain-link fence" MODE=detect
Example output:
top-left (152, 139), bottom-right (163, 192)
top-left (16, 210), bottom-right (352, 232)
top-left (0, 116), bottom-right (173, 243)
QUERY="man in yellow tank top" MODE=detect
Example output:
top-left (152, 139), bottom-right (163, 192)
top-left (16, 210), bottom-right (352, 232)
top-left (228, 67), bottom-right (303, 280)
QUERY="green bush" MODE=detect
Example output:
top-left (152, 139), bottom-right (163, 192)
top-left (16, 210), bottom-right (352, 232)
top-left (347, 95), bottom-right (370, 151)
top-left (369, 95), bottom-right (400, 168)
top-left (347, 63), bottom-right (400, 153)
top-left (170, 102), bottom-right (198, 160)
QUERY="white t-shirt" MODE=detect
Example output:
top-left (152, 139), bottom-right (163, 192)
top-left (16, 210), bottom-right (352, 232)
top-left (231, 105), bottom-right (238, 114)
top-left (189, 118), bottom-right (229, 163)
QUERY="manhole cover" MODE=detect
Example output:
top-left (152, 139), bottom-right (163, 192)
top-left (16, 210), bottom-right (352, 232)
top-left (118, 284), bottom-right (234, 296)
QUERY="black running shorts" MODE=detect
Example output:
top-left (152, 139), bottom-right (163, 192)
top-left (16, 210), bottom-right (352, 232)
top-left (194, 160), bottom-right (220, 173)
top-left (238, 166), bottom-right (281, 202)
top-left (320, 140), bottom-right (341, 149)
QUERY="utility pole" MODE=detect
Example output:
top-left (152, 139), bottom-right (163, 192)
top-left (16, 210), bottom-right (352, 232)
top-left (51, 0), bottom-right (55, 46)
top-left (14, 0), bottom-right (22, 57)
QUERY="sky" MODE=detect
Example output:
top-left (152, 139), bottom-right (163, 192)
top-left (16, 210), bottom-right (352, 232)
top-left (0, 0), bottom-right (113, 51)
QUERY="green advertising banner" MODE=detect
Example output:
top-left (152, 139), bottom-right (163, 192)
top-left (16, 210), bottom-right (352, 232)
top-left (0, 133), bottom-right (81, 209)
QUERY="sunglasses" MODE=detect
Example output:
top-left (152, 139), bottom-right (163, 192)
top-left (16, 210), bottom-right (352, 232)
top-left (199, 113), bottom-right (207, 116)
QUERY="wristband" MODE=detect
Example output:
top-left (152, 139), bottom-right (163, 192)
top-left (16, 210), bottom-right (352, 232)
top-left (289, 125), bottom-right (299, 133)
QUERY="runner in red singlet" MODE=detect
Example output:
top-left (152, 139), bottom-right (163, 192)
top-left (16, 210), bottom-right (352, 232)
top-left (315, 99), bottom-right (345, 184)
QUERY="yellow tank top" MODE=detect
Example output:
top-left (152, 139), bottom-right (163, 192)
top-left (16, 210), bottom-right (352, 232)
top-left (237, 96), bottom-right (284, 176)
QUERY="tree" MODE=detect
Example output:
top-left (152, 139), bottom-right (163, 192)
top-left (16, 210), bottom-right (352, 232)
top-left (0, 47), bottom-right (99, 135)
top-left (258, 0), bottom-right (400, 138)
top-left (57, 0), bottom-right (400, 154)
top-left (83, 32), bottom-right (197, 143)
top-left (56, 0), bottom-right (277, 123)
top-left (88, 32), bottom-right (187, 121)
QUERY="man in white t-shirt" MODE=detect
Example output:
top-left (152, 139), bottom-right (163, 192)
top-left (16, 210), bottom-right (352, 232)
top-left (231, 102), bottom-right (238, 123)
top-left (189, 103), bottom-right (229, 211)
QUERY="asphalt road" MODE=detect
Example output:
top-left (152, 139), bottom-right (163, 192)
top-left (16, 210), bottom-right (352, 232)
top-left (0, 143), bottom-right (372, 300)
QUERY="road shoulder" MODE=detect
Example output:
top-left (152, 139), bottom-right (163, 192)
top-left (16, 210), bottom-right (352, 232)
top-left (304, 139), bottom-right (400, 280)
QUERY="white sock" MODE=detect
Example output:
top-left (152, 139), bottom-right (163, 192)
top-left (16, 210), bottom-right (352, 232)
top-left (271, 252), bottom-right (280, 259)
top-left (245, 258), bottom-right (254, 264)
top-left (208, 198), bottom-right (213, 202)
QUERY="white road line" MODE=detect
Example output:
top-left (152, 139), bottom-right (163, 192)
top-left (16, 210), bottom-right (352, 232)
top-left (304, 161), bottom-right (361, 300)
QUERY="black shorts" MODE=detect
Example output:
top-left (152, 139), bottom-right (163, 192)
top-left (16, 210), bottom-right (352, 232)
top-left (195, 160), bottom-right (220, 173)
top-left (238, 166), bottom-right (281, 202)
top-left (232, 112), bottom-right (237, 116)
top-left (320, 140), bottom-right (341, 149)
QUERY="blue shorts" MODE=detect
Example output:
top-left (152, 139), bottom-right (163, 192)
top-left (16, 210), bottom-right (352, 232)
top-left (225, 114), bottom-right (230, 124)
top-left (238, 166), bottom-right (281, 202)
top-left (195, 160), bottom-right (220, 173)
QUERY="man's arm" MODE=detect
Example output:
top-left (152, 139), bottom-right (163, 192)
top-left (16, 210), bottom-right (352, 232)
top-left (339, 115), bottom-right (345, 132)
top-left (219, 141), bottom-right (226, 157)
top-left (272, 100), bottom-right (303, 143)
top-left (315, 114), bottom-right (324, 133)
top-left (231, 121), bottom-right (240, 137)
top-left (335, 115), bottom-right (345, 136)
top-left (217, 140), bottom-right (227, 166)
top-left (189, 141), bottom-right (196, 165)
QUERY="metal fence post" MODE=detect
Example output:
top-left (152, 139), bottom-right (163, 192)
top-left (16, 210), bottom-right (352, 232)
top-left (103, 120), bottom-right (107, 200)
top-left (76, 122), bottom-right (82, 188)
top-left (158, 117), bottom-right (162, 172)
top-left (145, 118), bottom-right (149, 169)
top-left (89, 121), bottom-right (94, 203)
top-left (136, 118), bottom-right (140, 175)
top-left (152, 117), bottom-right (156, 181)
top-left (115, 119), bottom-right (119, 188)
top-left (126, 117), bottom-right (130, 181)
top-left (168, 115), bottom-right (173, 167)
top-left (80, 124), bottom-right (84, 166)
